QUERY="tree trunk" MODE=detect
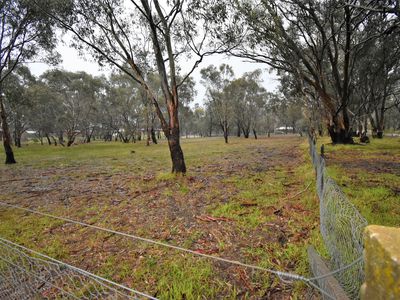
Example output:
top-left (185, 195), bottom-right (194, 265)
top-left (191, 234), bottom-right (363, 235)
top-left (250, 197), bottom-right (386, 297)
top-left (151, 127), bottom-right (157, 144)
top-left (253, 129), bottom-right (258, 139)
top-left (14, 132), bottom-right (21, 148)
top-left (223, 130), bottom-right (228, 143)
top-left (318, 125), bottom-right (323, 137)
top-left (0, 93), bottom-right (16, 164)
top-left (58, 132), bottom-right (65, 146)
top-left (45, 134), bottom-right (52, 145)
top-left (167, 129), bottom-right (186, 173)
top-left (237, 123), bottom-right (241, 137)
top-left (67, 138), bottom-right (75, 147)
top-left (376, 109), bottom-right (384, 138)
top-left (221, 121), bottom-right (229, 143)
top-left (327, 114), bottom-right (354, 144)
top-left (363, 116), bottom-right (368, 136)
top-left (242, 126), bottom-right (250, 138)
top-left (146, 129), bottom-right (151, 146)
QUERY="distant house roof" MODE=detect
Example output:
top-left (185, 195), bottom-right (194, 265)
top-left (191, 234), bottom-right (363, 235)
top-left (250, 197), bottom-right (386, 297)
top-left (275, 127), bottom-right (293, 131)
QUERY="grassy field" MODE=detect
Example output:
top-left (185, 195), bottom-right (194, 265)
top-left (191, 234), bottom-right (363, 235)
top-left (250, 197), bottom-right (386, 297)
top-left (0, 136), bottom-right (326, 299)
top-left (2, 135), bottom-right (398, 298)
top-left (316, 136), bottom-right (400, 227)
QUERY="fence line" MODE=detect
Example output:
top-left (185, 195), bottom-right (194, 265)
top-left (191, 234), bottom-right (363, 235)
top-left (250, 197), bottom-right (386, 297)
top-left (0, 136), bottom-right (368, 299)
top-left (0, 236), bottom-right (157, 300)
top-left (0, 199), bottom-right (365, 299)
top-left (308, 137), bottom-right (368, 298)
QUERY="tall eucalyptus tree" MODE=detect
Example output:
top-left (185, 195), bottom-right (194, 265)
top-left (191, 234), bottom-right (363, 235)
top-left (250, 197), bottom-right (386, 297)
top-left (0, 0), bottom-right (63, 163)
top-left (40, 0), bottom-right (233, 173)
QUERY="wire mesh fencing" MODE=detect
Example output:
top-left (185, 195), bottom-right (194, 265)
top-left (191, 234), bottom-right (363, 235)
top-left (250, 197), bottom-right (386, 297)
top-left (0, 237), bottom-right (156, 300)
top-left (0, 200), bottom-right (347, 300)
top-left (308, 137), bottom-right (368, 298)
top-left (0, 137), bottom-right (369, 300)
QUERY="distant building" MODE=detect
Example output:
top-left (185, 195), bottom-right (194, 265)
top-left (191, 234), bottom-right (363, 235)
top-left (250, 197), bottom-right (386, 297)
top-left (274, 126), bottom-right (293, 134)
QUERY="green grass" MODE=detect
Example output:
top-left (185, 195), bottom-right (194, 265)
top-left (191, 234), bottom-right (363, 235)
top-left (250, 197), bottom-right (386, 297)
top-left (316, 136), bottom-right (400, 226)
top-left (0, 136), bottom-right (326, 298)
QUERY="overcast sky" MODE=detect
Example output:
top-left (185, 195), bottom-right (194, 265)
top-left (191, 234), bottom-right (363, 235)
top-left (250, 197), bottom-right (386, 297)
top-left (28, 36), bottom-right (280, 106)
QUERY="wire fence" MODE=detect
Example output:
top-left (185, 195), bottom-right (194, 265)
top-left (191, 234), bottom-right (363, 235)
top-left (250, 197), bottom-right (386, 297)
top-left (308, 136), bottom-right (368, 298)
top-left (0, 237), bottom-right (156, 300)
top-left (0, 138), bottom-right (368, 299)
top-left (0, 199), bottom-right (363, 300)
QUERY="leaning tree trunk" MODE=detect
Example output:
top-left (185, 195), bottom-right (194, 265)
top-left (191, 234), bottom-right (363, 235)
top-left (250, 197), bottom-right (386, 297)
top-left (0, 93), bottom-right (16, 164)
top-left (253, 129), bottom-right (258, 140)
top-left (45, 133), bottom-right (52, 145)
top-left (243, 128), bottom-right (250, 138)
top-left (66, 132), bottom-right (75, 147)
top-left (67, 139), bottom-right (74, 147)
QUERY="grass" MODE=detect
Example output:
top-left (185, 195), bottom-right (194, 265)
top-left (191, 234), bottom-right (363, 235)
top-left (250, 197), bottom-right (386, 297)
top-left (316, 136), bottom-right (400, 226)
top-left (0, 136), bottom-right (327, 298)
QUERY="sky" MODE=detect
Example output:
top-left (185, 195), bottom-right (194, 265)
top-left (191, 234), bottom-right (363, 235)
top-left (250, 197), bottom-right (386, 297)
top-left (28, 36), bottom-right (280, 106)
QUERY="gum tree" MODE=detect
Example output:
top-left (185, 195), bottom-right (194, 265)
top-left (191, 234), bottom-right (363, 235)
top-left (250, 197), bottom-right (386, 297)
top-left (201, 64), bottom-right (234, 143)
top-left (41, 0), bottom-right (233, 173)
top-left (219, 0), bottom-right (394, 143)
top-left (0, 0), bottom-right (62, 163)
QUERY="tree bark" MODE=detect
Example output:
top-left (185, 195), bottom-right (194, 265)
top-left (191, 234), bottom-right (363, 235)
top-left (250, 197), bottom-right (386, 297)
top-left (0, 93), bottom-right (16, 164)
top-left (168, 129), bottom-right (186, 173)
top-left (327, 112), bottom-right (354, 144)
top-left (242, 125), bottom-right (250, 138)
top-left (58, 132), bottom-right (65, 146)
top-left (146, 112), bottom-right (151, 146)
top-left (67, 139), bottom-right (75, 147)
top-left (14, 132), bottom-right (21, 148)
top-left (151, 127), bottom-right (157, 144)
top-left (51, 136), bottom-right (58, 146)
top-left (45, 133), bottom-right (52, 145)
top-left (221, 121), bottom-right (229, 143)
top-left (223, 130), bottom-right (228, 144)
top-left (253, 129), bottom-right (258, 139)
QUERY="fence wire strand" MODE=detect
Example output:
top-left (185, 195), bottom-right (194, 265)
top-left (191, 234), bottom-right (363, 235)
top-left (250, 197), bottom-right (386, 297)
top-left (309, 137), bottom-right (368, 298)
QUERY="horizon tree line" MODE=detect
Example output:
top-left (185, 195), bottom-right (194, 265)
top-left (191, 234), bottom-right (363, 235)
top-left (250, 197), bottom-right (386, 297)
top-left (1, 0), bottom-right (399, 171)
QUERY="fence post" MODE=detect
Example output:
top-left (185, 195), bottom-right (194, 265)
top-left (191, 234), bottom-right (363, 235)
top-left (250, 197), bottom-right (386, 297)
top-left (360, 225), bottom-right (400, 300)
